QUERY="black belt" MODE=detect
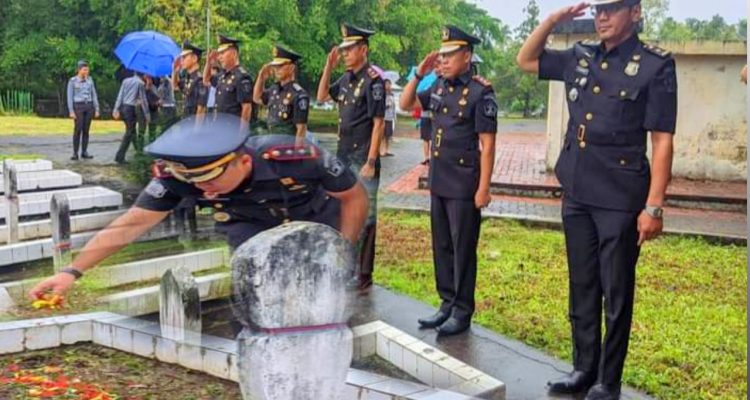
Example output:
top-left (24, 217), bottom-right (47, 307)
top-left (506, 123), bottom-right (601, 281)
top-left (74, 101), bottom-right (93, 105)
top-left (570, 124), bottom-right (647, 147)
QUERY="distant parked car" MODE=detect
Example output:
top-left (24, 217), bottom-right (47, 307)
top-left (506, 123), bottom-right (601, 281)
top-left (313, 101), bottom-right (335, 111)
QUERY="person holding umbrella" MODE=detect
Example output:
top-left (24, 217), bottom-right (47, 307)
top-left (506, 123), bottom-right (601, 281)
top-left (66, 60), bottom-right (100, 160)
top-left (253, 45), bottom-right (309, 141)
top-left (204, 35), bottom-right (255, 127)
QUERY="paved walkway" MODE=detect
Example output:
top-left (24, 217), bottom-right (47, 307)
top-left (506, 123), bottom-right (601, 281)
top-left (2, 127), bottom-right (745, 240)
top-left (380, 134), bottom-right (747, 241)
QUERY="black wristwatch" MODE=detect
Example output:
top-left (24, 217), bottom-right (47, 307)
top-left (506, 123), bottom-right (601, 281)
top-left (60, 267), bottom-right (83, 280)
top-left (415, 73), bottom-right (424, 81)
top-left (366, 158), bottom-right (376, 168)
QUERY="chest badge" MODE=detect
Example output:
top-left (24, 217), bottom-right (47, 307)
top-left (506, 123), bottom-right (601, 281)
top-left (568, 87), bottom-right (579, 102)
top-left (625, 61), bottom-right (640, 77)
top-left (213, 211), bottom-right (231, 222)
top-left (458, 98), bottom-right (468, 106)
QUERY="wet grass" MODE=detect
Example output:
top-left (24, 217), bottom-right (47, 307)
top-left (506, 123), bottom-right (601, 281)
top-left (374, 210), bottom-right (746, 400)
top-left (3, 238), bottom-right (226, 321)
top-left (0, 116), bottom-right (123, 136)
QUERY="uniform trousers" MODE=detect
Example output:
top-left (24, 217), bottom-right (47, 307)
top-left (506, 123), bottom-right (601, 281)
top-left (562, 198), bottom-right (641, 385)
top-left (430, 194), bottom-right (481, 322)
top-left (72, 102), bottom-right (94, 156)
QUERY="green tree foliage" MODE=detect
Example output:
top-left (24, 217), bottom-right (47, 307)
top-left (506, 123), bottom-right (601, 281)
top-left (0, 0), bottom-right (743, 117)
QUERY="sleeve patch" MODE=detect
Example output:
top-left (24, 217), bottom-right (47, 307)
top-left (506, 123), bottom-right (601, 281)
top-left (144, 180), bottom-right (168, 198)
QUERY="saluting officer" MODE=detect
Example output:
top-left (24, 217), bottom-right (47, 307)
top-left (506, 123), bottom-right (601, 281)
top-left (253, 45), bottom-right (310, 140)
top-left (317, 24), bottom-right (386, 291)
top-left (517, 1), bottom-right (677, 399)
top-left (28, 114), bottom-right (369, 299)
top-left (204, 35), bottom-right (256, 126)
top-left (172, 41), bottom-right (207, 118)
top-left (400, 25), bottom-right (498, 336)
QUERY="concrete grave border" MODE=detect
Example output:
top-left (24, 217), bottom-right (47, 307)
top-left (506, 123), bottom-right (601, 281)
top-left (0, 314), bottom-right (491, 399)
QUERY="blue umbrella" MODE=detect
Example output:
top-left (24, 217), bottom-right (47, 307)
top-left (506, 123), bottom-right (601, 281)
top-left (115, 31), bottom-right (180, 77)
top-left (406, 66), bottom-right (438, 92)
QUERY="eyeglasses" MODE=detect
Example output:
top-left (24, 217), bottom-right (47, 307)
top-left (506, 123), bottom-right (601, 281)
top-left (591, 3), bottom-right (629, 17)
top-left (164, 153), bottom-right (237, 184)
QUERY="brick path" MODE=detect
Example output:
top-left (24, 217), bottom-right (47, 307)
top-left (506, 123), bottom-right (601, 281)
top-left (381, 132), bottom-right (747, 241)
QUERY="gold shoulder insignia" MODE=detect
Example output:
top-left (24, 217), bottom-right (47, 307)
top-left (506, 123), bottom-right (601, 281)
top-left (643, 43), bottom-right (671, 58)
top-left (581, 39), bottom-right (601, 47)
top-left (472, 75), bottom-right (492, 87)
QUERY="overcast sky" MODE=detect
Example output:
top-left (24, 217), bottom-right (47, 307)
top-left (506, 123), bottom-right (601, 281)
top-left (471, 0), bottom-right (747, 30)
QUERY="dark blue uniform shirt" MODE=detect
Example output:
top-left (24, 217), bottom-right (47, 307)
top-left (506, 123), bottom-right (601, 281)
top-left (418, 71), bottom-right (498, 199)
top-left (261, 81), bottom-right (310, 135)
top-left (329, 64), bottom-right (386, 165)
top-left (135, 135), bottom-right (358, 224)
top-left (539, 34), bottom-right (677, 211)
top-left (180, 70), bottom-right (208, 116)
top-left (211, 66), bottom-right (255, 119)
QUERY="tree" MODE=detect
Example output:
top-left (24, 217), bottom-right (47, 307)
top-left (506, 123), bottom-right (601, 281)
top-left (640, 0), bottom-right (670, 39)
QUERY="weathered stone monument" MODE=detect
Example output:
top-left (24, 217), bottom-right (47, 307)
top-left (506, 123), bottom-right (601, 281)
top-left (159, 267), bottom-right (202, 343)
top-left (3, 161), bottom-right (19, 244)
top-left (50, 193), bottom-right (72, 272)
top-left (231, 222), bottom-right (356, 400)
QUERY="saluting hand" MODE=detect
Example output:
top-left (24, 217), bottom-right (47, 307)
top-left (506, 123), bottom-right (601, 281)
top-left (172, 57), bottom-right (182, 71)
top-left (207, 50), bottom-right (219, 63)
top-left (417, 51), bottom-right (440, 77)
top-left (259, 63), bottom-right (273, 81)
top-left (551, 2), bottom-right (589, 24)
top-left (326, 46), bottom-right (340, 69)
top-left (637, 211), bottom-right (663, 246)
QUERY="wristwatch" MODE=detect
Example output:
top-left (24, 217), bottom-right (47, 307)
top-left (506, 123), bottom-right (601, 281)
top-left (366, 158), bottom-right (377, 168)
top-left (644, 205), bottom-right (664, 219)
top-left (60, 267), bottom-right (83, 280)
top-left (415, 73), bottom-right (424, 81)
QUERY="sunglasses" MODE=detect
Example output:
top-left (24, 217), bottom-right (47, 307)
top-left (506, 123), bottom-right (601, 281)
top-left (591, 3), bottom-right (630, 17)
top-left (164, 153), bottom-right (237, 184)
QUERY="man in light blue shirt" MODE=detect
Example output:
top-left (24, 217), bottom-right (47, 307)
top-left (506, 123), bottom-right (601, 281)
top-left (66, 60), bottom-right (100, 160)
top-left (113, 71), bottom-right (151, 164)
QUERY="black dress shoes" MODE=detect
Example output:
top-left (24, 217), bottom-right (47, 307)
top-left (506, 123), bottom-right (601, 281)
top-left (435, 317), bottom-right (470, 336)
top-left (547, 371), bottom-right (596, 395)
top-left (81, 153), bottom-right (93, 159)
top-left (70, 154), bottom-right (79, 160)
top-left (417, 311), bottom-right (450, 329)
top-left (584, 384), bottom-right (620, 400)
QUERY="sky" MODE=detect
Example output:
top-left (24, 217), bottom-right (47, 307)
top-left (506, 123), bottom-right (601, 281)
top-left (471, 0), bottom-right (747, 30)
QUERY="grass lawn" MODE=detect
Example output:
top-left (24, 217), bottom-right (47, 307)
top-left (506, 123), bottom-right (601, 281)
top-left (375, 210), bottom-right (746, 400)
top-left (0, 115), bottom-right (123, 136)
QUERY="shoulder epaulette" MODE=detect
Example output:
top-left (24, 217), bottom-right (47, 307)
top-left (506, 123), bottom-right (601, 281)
top-left (643, 43), bottom-right (671, 58)
top-left (472, 75), bottom-right (492, 87)
top-left (261, 145), bottom-right (319, 161)
top-left (292, 83), bottom-right (304, 92)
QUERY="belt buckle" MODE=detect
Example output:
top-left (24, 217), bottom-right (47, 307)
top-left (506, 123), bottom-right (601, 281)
top-left (577, 124), bottom-right (587, 149)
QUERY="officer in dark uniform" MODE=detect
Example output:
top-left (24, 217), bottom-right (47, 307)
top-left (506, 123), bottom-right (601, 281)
top-left (204, 35), bottom-right (256, 125)
top-left (400, 25), bottom-right (498, 336)
top-left (27, 114), bottom-right (370, 300)
top-left (517, 1), bottom-right (677, 399)
top-left (253, 45), bottom-right (310, 139)
top-left (317, 24), bottom-right (386, 290)
top-left (172, 41), bottom-right (207, 117)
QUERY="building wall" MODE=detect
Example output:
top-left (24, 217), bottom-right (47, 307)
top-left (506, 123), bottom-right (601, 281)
top-left (545, 38), bottom-right (747, 181)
